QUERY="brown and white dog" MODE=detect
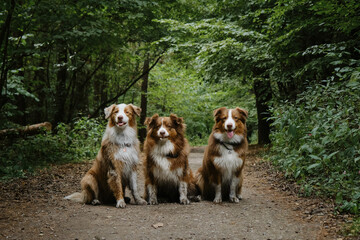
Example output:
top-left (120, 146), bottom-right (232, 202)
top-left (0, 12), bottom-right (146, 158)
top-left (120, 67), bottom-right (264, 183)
top-left (196, 107), bottom-right (248, 203)
top-left (65, 103), bottom-right (147, 208)
top-left (143, 114), bottom-right (196, 205)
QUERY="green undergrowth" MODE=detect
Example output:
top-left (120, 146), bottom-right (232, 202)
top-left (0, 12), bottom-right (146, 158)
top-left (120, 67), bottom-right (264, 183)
top-left (0, 117), bottom-right (105, 181)
top-left (188, 135), bottom-right (208, 147)
top-left (343, 216), bottom-right (360, 238)
top-left (268, 80), bottom-right (360, 214)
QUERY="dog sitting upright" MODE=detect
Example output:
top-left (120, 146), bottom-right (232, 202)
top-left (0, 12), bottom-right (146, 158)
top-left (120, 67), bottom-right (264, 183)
top-left (196, 107), bottom-right (248, 203)
top-left (65, 103), bottom-right (147, 208)
top-left (143, 114), bottom-right (195, 205)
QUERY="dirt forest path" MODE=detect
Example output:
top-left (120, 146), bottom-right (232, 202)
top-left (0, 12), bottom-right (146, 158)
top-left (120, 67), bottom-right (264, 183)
top-left (0, 146), bottom-right (341, 240)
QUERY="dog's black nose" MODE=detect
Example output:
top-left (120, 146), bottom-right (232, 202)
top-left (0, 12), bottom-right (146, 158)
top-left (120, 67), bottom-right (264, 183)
top-left (118, 116), bottom-right (123, 121)
top-left (227, 124), bottom-right (233, 129)
top-left (160, 130), bottom-right (165, 135)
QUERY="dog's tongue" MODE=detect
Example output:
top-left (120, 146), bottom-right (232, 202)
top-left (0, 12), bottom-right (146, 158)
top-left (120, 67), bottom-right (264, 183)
top-left (227, 131), bottom-right (234, 139)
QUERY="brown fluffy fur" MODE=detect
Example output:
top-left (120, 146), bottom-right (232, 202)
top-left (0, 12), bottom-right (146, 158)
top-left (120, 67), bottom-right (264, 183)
top-left (65, 104), bottom-right (146, 208)
top-left (143, 114), bottom-right (197, 204)
top-left (196, 107), bottom-right (248, 203)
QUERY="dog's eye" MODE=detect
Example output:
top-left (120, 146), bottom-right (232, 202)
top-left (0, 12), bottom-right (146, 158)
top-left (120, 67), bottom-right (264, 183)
top-left (234, 117), bottom-right (239, 120)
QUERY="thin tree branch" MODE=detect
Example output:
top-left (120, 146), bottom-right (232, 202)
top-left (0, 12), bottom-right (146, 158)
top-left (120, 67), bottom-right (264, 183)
top-left (79, 57), bottom-right (108, 90)
top-left (89, 54), bottom-right (162, 118)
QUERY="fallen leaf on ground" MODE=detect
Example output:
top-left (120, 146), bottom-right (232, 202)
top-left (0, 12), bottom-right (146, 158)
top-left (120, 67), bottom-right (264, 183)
top-left (152, 222), bottom-right (164, 229)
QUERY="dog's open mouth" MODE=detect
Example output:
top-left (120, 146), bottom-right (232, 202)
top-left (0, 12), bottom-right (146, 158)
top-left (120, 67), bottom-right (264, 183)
top-left (227, 130), bottom-right (234, 139)
top-left (159, 136), bottom-right (168, 140)
top-left (117, 122), bottom-right (127, 127)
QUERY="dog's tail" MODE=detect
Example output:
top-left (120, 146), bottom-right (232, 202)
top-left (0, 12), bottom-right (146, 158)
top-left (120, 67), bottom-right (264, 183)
top-left (64, 190), bottom-right (89, 203)
top-left (187, 170), bottom-right (202, 202)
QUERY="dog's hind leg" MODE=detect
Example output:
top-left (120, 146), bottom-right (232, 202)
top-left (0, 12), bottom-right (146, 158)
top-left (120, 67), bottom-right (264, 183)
top-left (129, 170), bottom-right (147, 205)
top-left (144, 166), bottom-right (158, 205)
top-left (187, 181), bottom-right (201, 202)
top-left (144, 175), bottom-right (158, 205)
top-left (236, 170), bottom-right (244, 200)
top-left (146, 184), bottom-right (158, 205)
top-left (80, 173), bottom-right (100, 205)
top-left (188, 171), bottom-right (203, 202)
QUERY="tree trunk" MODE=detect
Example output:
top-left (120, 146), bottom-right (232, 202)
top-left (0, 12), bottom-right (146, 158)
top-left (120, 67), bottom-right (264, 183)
top-left (139, 57), bottom-right (150, 143)
top-left (33, 58), bottom-right (47, 123)
top-left (16, 57), bottom-right (27, 125)
top-left (53, 50), bottom-right (68, 125)
top-left (66, 72), bottom-right (77, 122)
top-left (94, 73), bottom-right (102, 108)
top-left (253, 78), bottom-right (272, 145)
top-left (0, 0), bottom-right (16, 109)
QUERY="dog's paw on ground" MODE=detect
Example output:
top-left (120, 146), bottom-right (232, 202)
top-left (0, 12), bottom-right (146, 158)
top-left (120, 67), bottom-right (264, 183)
top-left (213, 197), bottom-right (222, 204)
top-left (229, 195), bottom-right (240, 203)
top-left (91, 199), bottom-right (101, 205)
top-left (135, 198), bottom-right (148, 205)
top-left (180, 197), bottom-right (190, 205)
top-left (148, 197), bottom-right (158, 205)
top-left (116, 199), bottom-right (126, 208)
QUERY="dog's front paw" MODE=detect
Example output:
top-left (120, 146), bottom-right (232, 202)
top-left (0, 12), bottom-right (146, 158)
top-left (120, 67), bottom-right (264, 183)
top-left (180, 197), bottom-right (190, 205)
top-left (213, 197), bottom-right (222, 204)
top-left (135, 198), bottom-right (147, 205)
top-left (148, 197), bottom-right (158, 205)
top-left (237, 194), bottom-right (243, 200)
top-left (116, 199), bottom-right (126, 208)
top-left (91, 199), bottom-right (101, 205)
top-left (229, 195), bottom-right (240, 203)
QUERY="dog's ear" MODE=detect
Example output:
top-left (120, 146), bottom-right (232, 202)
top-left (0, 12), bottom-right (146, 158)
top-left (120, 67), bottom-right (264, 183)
top-left (235, 107), bottom-right (248, 123)
top-left (128, 104), bottom-right (141, 117)
top-left (170, 113), bottom-right (184, 126)
top-left (213, 107), bottom-right (227, 121)
top-left (104, 104), bottom-right (116, 119)
top-left (170, 114), bottom-right (185, 134)
top-left (144, 117), bottom-right (151, 126)
top-left (144, 114), bottom-right (159, 127)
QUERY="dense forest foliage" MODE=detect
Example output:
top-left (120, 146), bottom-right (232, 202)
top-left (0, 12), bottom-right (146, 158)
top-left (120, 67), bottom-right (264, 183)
top-left (1, 0), bottom-right (359, 223)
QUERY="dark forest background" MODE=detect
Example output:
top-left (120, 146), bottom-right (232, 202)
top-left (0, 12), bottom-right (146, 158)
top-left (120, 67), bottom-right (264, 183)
top-left (1, 0), bottom-right (359, 228)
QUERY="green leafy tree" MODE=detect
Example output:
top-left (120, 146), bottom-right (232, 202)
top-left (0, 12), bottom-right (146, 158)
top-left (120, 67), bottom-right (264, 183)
top-left (0, 0), bottom-right (167, 128)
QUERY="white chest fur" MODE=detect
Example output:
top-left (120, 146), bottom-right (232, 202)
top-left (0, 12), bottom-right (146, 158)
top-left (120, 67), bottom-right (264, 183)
top-left (104, 126), bottom-right (140, 174)
top-left (114, 145), bottom-right (139, 164)
top-left (114, 146), bottom-right (139, 178)
top-left (214, 144), bottom-right (243, 182)
top-left (150, 140), bottom-right (182, 183)
top-left (103, 125), bottom-right (136, 146)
